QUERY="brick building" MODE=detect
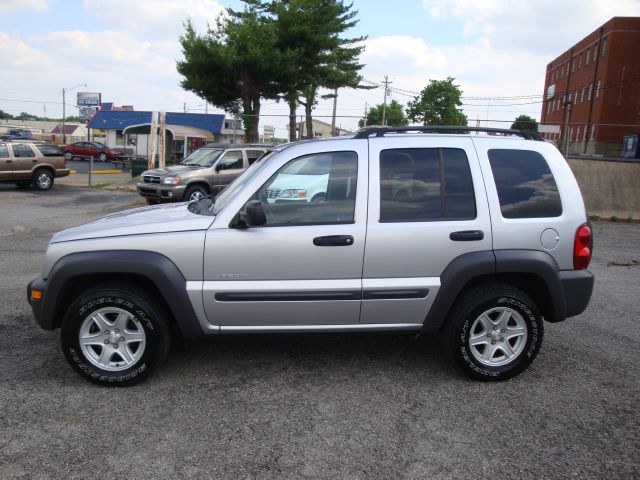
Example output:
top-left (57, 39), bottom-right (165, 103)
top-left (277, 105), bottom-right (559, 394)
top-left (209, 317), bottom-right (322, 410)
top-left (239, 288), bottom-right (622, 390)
top-left (540, 17), bottom-right (640, 155)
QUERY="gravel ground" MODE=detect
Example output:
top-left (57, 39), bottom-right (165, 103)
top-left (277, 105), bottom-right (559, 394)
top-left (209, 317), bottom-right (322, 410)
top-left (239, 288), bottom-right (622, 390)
top-left (0, 185), bottom-right (638, 479)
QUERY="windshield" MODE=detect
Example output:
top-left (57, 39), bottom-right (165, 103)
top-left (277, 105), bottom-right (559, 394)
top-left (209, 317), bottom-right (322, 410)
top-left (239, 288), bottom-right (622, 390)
top-left (180, 148), bottom-right (223, 167)
top-left (211, 150), bottom-right (277, 214)
top-left (93, 142), bottom-right (107, 148)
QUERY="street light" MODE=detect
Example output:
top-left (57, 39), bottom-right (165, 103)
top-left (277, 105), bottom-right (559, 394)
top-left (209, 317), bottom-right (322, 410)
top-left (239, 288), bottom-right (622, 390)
top-left (62, 83), bottom-right (86, 144)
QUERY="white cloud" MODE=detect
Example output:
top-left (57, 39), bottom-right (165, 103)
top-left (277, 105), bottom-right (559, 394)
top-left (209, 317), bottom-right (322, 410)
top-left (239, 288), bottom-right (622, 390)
top-left (0, 0), bottom-right (51, 15)
top-left (422, 0), bottom-right (640, 53)
top-left (82, 0), bottom-right (225, 40)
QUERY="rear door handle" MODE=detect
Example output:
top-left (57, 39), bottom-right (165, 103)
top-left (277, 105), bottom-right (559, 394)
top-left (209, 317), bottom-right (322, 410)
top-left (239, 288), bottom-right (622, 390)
top-left (313, 235), bottom-right (354, 246)
top-left (450, 230), bottom-right (484, 241)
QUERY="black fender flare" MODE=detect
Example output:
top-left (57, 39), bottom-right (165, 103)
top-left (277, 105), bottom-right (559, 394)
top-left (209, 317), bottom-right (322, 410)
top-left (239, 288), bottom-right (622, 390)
top-left (38, 250), bottom-right (204, 338)
top-left (422, 249), bottom-right (568, 332)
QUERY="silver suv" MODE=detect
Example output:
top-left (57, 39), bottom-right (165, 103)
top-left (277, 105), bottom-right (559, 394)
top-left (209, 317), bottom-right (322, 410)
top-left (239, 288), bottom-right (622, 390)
top-left (28, 126), bottom-right (594, 386)
top-left (136, 143), bottom-right (268, 204)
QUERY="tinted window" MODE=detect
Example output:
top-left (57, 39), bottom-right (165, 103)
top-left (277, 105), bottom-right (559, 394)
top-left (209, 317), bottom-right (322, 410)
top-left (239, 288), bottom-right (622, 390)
top-left (217, 151), bottom-right (244, 170)
top-left (488, 149), bottom-right (562, 218)
top-left (37, 144), bottom-right (63, 157)
top-left (0, 143), bottom-right (8, 158)
top-left (379, 148), bottom-right (476, 222)
top-left (246, 149), bottom-right (265, 165)
top-left (12, 144), bottom-right (35, 158)
top-left (248, 151), bottom-right (357, 226)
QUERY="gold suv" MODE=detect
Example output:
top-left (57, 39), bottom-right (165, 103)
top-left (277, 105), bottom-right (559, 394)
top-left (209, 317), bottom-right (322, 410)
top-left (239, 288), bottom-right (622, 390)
top-left (0, 142), bottom-right (70, 190)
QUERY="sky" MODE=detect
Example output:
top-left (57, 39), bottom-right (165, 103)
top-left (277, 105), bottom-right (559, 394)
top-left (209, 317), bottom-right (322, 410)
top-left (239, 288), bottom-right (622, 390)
top-left (1, 0), bottom-right (639, 137)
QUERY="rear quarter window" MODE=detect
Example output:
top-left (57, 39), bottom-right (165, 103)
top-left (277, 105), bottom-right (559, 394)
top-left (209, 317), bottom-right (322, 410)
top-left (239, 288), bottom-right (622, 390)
top-left (36, 144), bottom-right (63, 157)
top-left (488, 149), bottom-right (562, 219)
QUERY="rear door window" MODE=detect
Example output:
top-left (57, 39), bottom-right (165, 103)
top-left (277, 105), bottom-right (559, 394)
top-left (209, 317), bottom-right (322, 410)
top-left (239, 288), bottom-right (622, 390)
top-left (37, 144), bottom-right (63, 157)
top-left (488, 149), bottom-right (562, 218)
top-left (246, 149), bottom-right (265, 165)
top-left (11, 144), bottom-right (36, 158)
top-left (379, 148), bottom-right (476, 222)
top-left (0, 143), bottom-right (8, 158)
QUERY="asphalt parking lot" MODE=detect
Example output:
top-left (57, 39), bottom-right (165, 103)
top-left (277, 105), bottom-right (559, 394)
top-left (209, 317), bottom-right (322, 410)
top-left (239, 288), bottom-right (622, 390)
top-left (0, 185), bottom-right (638, 479)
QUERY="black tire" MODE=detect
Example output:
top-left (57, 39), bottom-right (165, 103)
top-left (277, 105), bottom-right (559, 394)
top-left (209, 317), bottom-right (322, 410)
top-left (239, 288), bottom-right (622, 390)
top-left (15, 182), bottom-right (30, 189)
top-left (98, 152), bottom-right (108, 162)
top-left (443, 283), bottom-right (544, 381)
top-left (311, 193), bottom-right (326, 203)
top-left (184, 184), bottom-right (208, 202)
top-left (61, 285), bottom-right (171, 386)
top-left (32, 168), bottom-right (54, 191)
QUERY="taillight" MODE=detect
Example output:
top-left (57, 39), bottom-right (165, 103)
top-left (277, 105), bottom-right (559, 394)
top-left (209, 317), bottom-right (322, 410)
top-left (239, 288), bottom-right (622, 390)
top-left (573, 224), bottom-right (592, 269)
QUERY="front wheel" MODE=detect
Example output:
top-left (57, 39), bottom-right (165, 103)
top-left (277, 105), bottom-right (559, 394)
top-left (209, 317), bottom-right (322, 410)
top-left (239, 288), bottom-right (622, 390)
top-left (98, 152), bottom-right (108, 162)
top-left (443, 284), bottom-right (544, 381)
top-left (184, 185), bottom-right (208, 202)
top-left (61, 286), bottom-right (171, 386)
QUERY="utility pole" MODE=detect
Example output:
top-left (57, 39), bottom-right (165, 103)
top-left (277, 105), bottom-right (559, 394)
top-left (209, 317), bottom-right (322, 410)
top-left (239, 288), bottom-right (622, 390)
top-left (330, 88), bottom-right (338, 136)
top-left (62, 88), bottom-right (66, 144)
top-left (381, 75), bottom-right (392, 126)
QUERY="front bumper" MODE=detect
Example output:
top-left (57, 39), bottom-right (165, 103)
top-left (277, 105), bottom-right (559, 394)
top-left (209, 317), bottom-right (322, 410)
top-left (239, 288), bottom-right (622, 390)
top-left (27, 277), bottom-right (50, 330)
top-left (559, 269), bottom-right (594, 318)
top-left (136, 183), bottom-right (187, 201)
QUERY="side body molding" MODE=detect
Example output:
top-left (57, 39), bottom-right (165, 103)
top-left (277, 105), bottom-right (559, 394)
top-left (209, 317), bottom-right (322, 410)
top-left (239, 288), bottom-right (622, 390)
top-left (37, 250), bottom-right (205, 338)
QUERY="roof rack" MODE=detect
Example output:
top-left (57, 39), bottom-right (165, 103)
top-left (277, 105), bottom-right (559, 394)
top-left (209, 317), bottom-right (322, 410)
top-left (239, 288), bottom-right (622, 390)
top-left (353, 126), bottom-right (542, 141)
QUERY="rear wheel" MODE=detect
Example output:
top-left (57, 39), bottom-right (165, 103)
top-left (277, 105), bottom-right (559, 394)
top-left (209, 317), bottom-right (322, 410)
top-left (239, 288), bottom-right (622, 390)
top-left (32, 168), bottom-right (53, 190)
top-left (98, 152), bottom-right (108, 162)
top-left (61, 285), bottom-right (171, 386)
top-left (444, 284), bottom-right (544, 381)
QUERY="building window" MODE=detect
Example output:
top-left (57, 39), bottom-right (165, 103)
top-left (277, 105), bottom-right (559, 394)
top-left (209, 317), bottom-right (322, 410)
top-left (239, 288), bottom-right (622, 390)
top-left (602, 38), bottom-right (607, 57)
top-left (591, 125), bottom-right (596, 141)
top-left (562, 94), bottom-right (566, 109)
top-left (588, 83), bottom-right (593, 101)
top-left (586, 48), bottom-right (590, 65)
top-left (581, 85), bottom-right (586, 103)
top-left (568, 92), bottom-right (572, 105)
top-left (583, 126), bottom-right (588, 141)
top-left (572, 57), bottom-right (576, 73)
top-left (577, 126), bottom-right (582, 141)
top-left (560, 65), bottom-right (564, 78)
top-left (596, 79), bottom-right (601, 98)
top-left (569, 127), bottom-right (574, 141)
top-left (578, 53), bottom-right (582, 69)
top-left (594, 44), bottom-right (598, 59)
top-left (547, 100), bottom-right (551, 115)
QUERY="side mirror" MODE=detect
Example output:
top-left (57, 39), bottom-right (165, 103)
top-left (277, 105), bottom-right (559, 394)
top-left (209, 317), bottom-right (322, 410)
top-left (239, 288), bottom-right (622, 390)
top-left (230, 200), bottom-right (266, 228)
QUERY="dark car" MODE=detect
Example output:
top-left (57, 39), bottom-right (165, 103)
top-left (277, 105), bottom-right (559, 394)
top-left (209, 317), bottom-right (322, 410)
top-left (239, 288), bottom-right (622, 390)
top-left (61, 141), bottom-right (123, 162)
top-left (0, 128), bottom-right (34, 141)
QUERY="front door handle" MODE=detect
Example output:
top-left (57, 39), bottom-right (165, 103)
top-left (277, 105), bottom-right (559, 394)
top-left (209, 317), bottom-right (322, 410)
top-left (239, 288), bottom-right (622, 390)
top-left (450, 230), bottom-right (484, 241)
top-left (313, 235), bottom-right (354, 246)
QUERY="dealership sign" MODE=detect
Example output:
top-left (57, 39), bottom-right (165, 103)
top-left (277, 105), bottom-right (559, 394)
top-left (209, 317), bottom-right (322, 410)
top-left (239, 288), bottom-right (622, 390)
top-left (79, 107), bottom-right (98, 119)
top-left (77, 92), bottom-right (101, 107)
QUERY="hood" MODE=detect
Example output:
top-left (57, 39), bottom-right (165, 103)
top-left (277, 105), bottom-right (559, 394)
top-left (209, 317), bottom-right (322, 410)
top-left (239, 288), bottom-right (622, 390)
top-left (51, 202), bottom-right (215, 243)
top-left (143, 164), bottom-right (205, 176)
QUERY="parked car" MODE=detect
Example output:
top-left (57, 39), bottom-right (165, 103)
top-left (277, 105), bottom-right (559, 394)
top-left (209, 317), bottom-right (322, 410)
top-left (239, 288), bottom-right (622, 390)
top-left (137, 143), bottom-right (268, 204)
top-left (0, 141), bottom-right (69, 190)
top-left (0, 128), bottom-right (33, 141)
top-left (61, 141), bottom-right (123, 162)
top-left (266, 153), bottom-right (329, 203)
top-left (28, 126), bottom-right (594, 386)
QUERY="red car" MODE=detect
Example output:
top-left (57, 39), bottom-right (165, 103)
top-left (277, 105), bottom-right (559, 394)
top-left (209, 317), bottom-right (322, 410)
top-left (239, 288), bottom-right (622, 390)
top-left (61, 142), bottom-right (123, 162)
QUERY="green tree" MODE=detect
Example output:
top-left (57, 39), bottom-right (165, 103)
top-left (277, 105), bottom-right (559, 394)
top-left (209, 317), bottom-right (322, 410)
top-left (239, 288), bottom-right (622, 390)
top-left (261, 0), bottom-right (367, 140)
top-left (0, 110), bottom-right (14, 119)
top-left (177, 4), bottom-right (283, 142)
top-left (358, 100), bottom-right (408, 128)
top-left (511, 114), bottom-right (539, 132)
top-left (406, 77), bottom-right (467, 126)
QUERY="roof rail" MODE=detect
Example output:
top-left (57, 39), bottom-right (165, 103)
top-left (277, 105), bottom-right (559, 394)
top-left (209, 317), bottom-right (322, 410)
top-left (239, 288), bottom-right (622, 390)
top-left (353, 125), bottom-right (542, 141)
